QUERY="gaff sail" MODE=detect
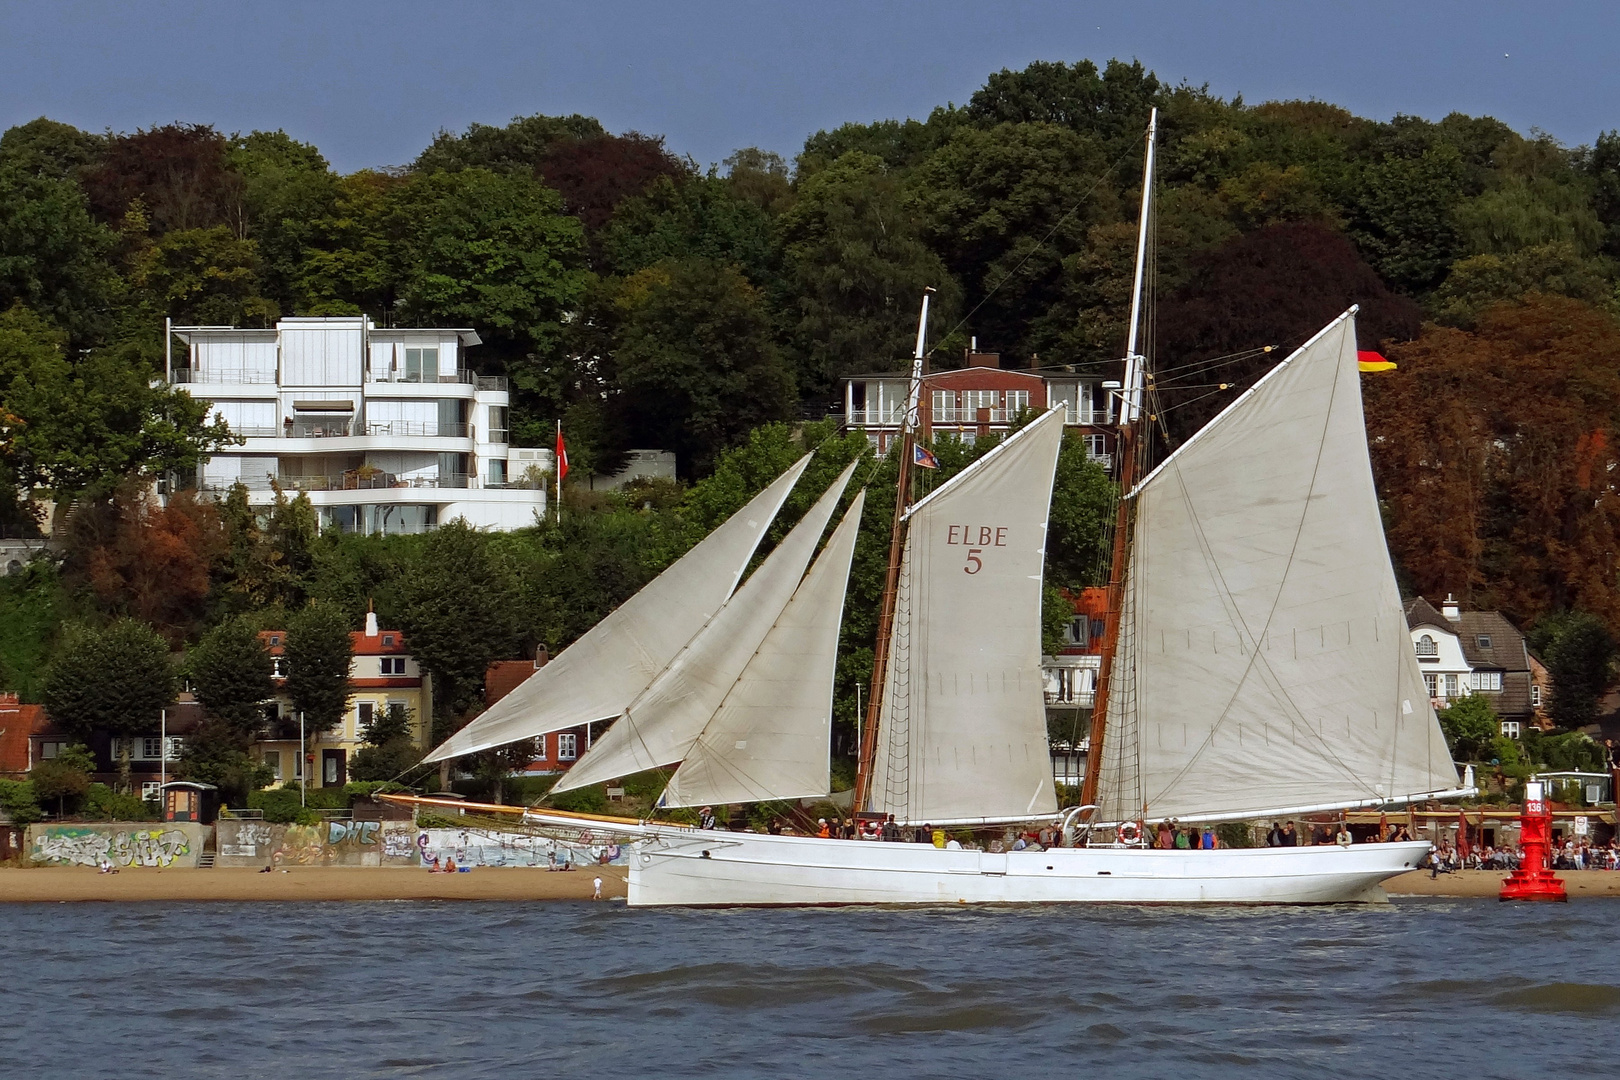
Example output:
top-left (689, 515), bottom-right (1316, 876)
top-left (422, 454), bottom-right (813, 763)
top-left (867, 408), bottom-right (1065, 823)
top-left (1095, 312), bottom-right (1458, 823)
top-left (552, 461), bottom-right (858, 791)
top-left (663, 489), bottom-right (867, 807)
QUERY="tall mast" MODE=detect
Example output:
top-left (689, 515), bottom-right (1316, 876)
top-left (854, 288), bottom-right (933, 814)
top-left (1080, 107), bottom-right (1156, 815)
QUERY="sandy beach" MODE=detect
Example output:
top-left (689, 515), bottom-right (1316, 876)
top-left (0, 866), bottom-right (628, 903)
top-left (4, 865), bottom-right (1620, 902)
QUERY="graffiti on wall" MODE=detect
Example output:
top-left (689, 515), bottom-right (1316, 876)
top-left (260, 820), bottom-right (417, 866)
top-left (33, 827), bottom-right (192, 868)
top-left (417, 828), bottom-right (627, 868)
top-left (220, 823), bottom-right (273, 858)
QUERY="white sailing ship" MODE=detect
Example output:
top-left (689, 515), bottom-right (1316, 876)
top-left (418, 109), bottom-right (1468, 906)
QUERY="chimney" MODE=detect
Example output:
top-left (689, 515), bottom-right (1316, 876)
top-left (365, 610), bottom-right (379, 637)
top-left (1442, 594), bottom-right (1461, 622)
top-left (966, 350), bottom-right (1001, 369)
top-left (535, 644), bottom-right (550, 669)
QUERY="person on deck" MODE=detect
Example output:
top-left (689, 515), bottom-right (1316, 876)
top-left (914, 823), bottom-right (931, 844)
top-left (1281, 821), bottom-right (1299, 846)
top-left (932, 826), bottom-right (947, 849)
top-left (1201, 827), bottom-right (1215, 850)
top-left (1156, 822), bottom-right (1174, 849)
top-left (882, 815), bottom-right (902, 842)
top-left (1335, 823), bottom-right (1354, 847)
top-left (817, 818), bottom-right (831, 838)
top-left (1266, 822), bottom-right (1284, 847)
top-left (698, 806), bottom-right (716, 831)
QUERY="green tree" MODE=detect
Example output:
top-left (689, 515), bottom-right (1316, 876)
top-left (777, 151), bottom-right (959, 398)
top-left (1347, 139), bottom-right (1467, 293)
top-left (282, 600), bottom-right (353, 736)
top-left (412, 113), bottom-right (606, 174)
top-left (0, 118), bottom-right (106, 181)
top-left (42, 619), bottom-right (177, 793)
top-left (599, 174), bottom-right (776, 283)
top-left (596, 257), bottom-right (795, 475)
top-left (1429, 242), bottom-right (1616, 328)
top-left (131, 225), bottom-right (280, 326)
top-left (0, 778), bottom-right (42, 826)
top-left (1045, 433), bottom-right (1116, 592)
top-left (395, 519), bottom-right (522, 716)
top-left (389, 167), bottom-right (587, 362)
top-left (0, 307), bottom-right (235, 506)
top-left (29, 742), bottom-right (94, 817)
top-left (188, 616), bottom-right (275, 733)
top-left (1529, 611), bottom-right (1616, 729)
top-left (0, 164), bottom-right (118, 340)
top-left (1437, 693), bottom-right (1499, 759)
top-left (175, 718), bottom-right (272, 806)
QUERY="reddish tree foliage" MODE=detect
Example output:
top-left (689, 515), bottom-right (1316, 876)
top-left (538, 133), bottom-right (688, 232)
top-left (1366, 295), bottom-right (1620, 630)
top-left (70, 488), bottom-right (227, 640)
top-left (1153, 221), bottom-right (1423, 443)
top-left (80, 124), bottom-right (243, 234)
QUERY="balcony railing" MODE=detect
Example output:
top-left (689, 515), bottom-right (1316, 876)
top-left (475, 375), bottom-right (508, 392)
top-left (171, 368), bottom-right (277, 385)
top-left (199, 472), bottom-right (471, 493)
top-left (367, 369), bottom-right (475, 385)
top-left (361, 421), bottom-right (469, 438)
top-left (236, 421), bottom-right (471, 439)
top-left (847, 408), bottom-right (906, 426)
top-left (288, 419), bottom-right (355, 438)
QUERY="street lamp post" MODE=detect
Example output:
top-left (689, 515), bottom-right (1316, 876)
top-left (299, 711), bottom-right (306, 807)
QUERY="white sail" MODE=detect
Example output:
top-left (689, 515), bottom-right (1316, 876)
top-left (868, 408), bottom-right (1065, 823)
top-left (1096, 311), bottom-right (1459, 823)
top-left (423, 454), bottom-right (813, 763)
top-left (664, 490), bottom-right (866, 808)
top-left (553, 461), bottom-right (859, 791)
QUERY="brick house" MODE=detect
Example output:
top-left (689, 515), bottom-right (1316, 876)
top-left (485, 653), bottom-right (589, 773)
top-left (0, 692), bottom-right (48, 779)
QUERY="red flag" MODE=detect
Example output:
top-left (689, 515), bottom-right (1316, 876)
top-left (555, 426), bottom-right (568, 484)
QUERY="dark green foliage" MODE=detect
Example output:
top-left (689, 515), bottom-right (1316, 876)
top-left (188, 617), bottom-right (274, 733)
top-left (1528, 612), bottom-right (1616, 729)
top-left (29, 743), bottom-right (93, 816)
top-left (42, 618), bottom-right (177, 791)
top-left (395, 519), bottom-right (522, 715)
top-left (175, 717), bottom-right (272, 806)
top-left (348, 739), bottom-right (424, 783)
top-left (1437, 694), bottom-right (1500, 759)
top-left (0, 165), bottom-right (117, 339)
top-left (82, 782), bottom-right (155, 821)
top-left (0, 778), bottom-right (43, 826)
top-left (282, 601), bottom-right (353, 736)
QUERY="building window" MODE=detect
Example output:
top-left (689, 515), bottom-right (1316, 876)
top-left (1007, 389), bottom-right (1030, 415)
top-left (39, 741), bottom-right (61, 759)
top-left (166, 737), bottom-right (183, 760)
top-left (357, 701), bottom-right (374, 730)
top-left (1444, 674), bottom-right (1458, 698)
top-left (557, 733), bottom-right (578, 761)
top-left (1423, 673), bottom-right (1438, 698)
top-left (263, 751), bottom-right (282, 780)
top-left (931, 389), bottom-right (956, 422)
top-left (1500, 720), bottom-right (1521, 739)
top-left (1415, 635), bottom-right (1438, 658)
top-left (143, 737), bottom-right (164, 760)
top-left (271, 656), bottom-right (285, 677)
top-left (141, 782), bottom-right (162, 802)
top-left (1083, 434), bottom-right (1107, 460)
top-left (488, 458), bottom-right (507, 486)
top-left (536, 734), bottom-right (547, 759)
top-left (1477, 635), bottom-right (1492, 649)
top-left (383, 634), bottom-right (395, 647)
top-left (268, 635), bottom-right (281, 646)
top-left (1531, 684), bottom-right (1542, 707)
top-left (1469, 671), bottom-right (1503, 692)
top-left (404, 347), bottom-right (439, 382)
top-left (380, 657), bottom-right (406, 676)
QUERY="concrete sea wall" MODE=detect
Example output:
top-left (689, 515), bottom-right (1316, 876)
top-left (215, 819), bottom-right (420, 867)
top-left (27, 822), bottom-right (210, 868)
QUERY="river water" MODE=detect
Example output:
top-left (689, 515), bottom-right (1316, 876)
top-left (4, 898), bottom-right (1615, 1079)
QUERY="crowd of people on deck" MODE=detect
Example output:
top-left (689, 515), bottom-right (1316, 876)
top-left (699, 807), bottom-right (1058, 850)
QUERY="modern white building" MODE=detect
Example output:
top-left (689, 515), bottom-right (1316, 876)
top-left (169, 317), bottom-right (552, 533)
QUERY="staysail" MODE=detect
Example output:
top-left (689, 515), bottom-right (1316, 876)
top-left (868, 408), bottom-right (1065, 823)
top-left (1095, 311), bottom-right (1459, 823)
top-left (663, 490), bottom-right (866, 807)
top-left (422, 455), bottom-right (813, 763)
top-left (552, 461), bottom-right (858, 791)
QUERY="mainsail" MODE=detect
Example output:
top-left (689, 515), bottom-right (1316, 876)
top-left (664, 490), bottom-right (867, 807)
top-left (1095, 311), bottom-right (1459, 823)
top-left (423, 455), bottom-right (813, 763)
top-left (553, 461), bottom-right (858, 791)
top-left (868, 408), bottom-right (1065, 823)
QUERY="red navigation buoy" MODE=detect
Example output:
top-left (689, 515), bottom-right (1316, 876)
top-left (1500, 781), bottom-right (1568, 902)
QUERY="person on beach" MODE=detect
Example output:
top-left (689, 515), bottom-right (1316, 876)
top-left (592, 876), bottom-right (603, 900)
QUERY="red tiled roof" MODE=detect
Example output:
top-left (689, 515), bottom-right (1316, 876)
top-left (486, 660), bottom-right (538, 707)
top-left (259, 629), bottom-right (409, 655)
top-left (0, 696), bottom-right (48, 775)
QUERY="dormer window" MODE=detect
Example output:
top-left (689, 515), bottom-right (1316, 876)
top-left (1476, 635), bottom-right (1492, 649)
top-left (269, 635), bottom-right (281, 646)
top-left (383, 635), bottom-right (395, 647)
top-left (1415, 634), bottom-right (1438, 658)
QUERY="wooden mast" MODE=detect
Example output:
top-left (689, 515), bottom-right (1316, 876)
top-left (854, 288), bottom-right (934, 816)
top-left (1080, 108), bottom-right (1157, 815)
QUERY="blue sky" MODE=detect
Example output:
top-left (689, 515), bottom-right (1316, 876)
top-left (2, 1), bottom-right (1615, 172)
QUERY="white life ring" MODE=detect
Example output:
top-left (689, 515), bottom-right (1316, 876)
top-left (1118, 821), bottom-right (1142, 845)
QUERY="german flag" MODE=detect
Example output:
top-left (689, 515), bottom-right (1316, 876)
top-left (1357, 350), bottom-right (1396, 372)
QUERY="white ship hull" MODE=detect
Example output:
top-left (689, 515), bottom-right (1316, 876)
top-left (625, 828), bottom-right (1430, 907)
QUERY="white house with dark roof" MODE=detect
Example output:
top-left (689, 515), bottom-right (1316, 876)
top-left (1405, 594), bottom-right (1535, 736)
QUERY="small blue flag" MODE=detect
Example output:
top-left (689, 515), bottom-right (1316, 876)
top-left (914, 443), bottom-right (939, 470)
